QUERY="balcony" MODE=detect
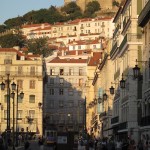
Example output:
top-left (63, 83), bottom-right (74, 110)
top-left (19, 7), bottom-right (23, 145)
top-left (4, 59), bottom-right (12, 64)
top-left (122, 17), bottom-right (131, 33)
top-left (99, 111), bottom-right (106, 118)
top-left (49, 72), bottom-right (87, 76)
top-left (113, 24), bottom-right (120, 38)
top-left (119, 122), bottom-right (127, 130)
top-left (140, 116), bottom-right (150, 127)
top-left (0, 71), bottom-right (43, 77)
top-left (138, 0), bottom-right (150, 27)
top-left (58, 120), bottom-right (65, 125)
top-left (114, 68), bottom-right (120, 80)
top-left (119, 33), bottom-right (142, 53)
top-left (110, 42), bottom-right (118, 58)
top-left (111, 116), bottom-right (119, 124)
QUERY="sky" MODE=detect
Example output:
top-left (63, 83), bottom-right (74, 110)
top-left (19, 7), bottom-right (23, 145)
top-left (0, 0), bottom-right (64, 24)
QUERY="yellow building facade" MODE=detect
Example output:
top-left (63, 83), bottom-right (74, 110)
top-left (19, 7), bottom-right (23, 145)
top-left (0, 48), bottom-right (43, 136)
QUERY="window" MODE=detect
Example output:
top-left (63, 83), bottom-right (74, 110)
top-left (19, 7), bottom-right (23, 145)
top-left (18, 95), bottom-right (23, 103)
top-left (17, 80), bottom-right (23, 89)
top-left (78, 46), bottom-right (81, 49)
top-left (29, 110), bottom-right (35, 118)
top-left (4, 110), bottom-right (7, 119)
top-left (59, 114), bottom-right (65, 122)
top-left (60, 69), bottom-right (64, 75)
top-left (50, 101), bottom-right (54, 108)
top-left (59, 89), bottom-right (64, 95)
top-left (4, 59), bottom-right (12, 64)
top-left (50, 88), bottom-right (54, 95)
top-left (50, 78), bottom-right (54, 85)
top-left (29, 80), bottom-right (35, 89)
top-left (49, 115), bottom-right (54, 123)
top-left (69, 68), bottom-right (73, 75)
top-left (79, 79), bottom-right (83, 86)
top-left (50, 68), bottom-right (55, 75)
top-left (30, 66), bottom-right (35, 75)
top-left (79, 68), bottom-right (83, 75)
top-left (18, 66), bottom-right (23, 75)
top-left (68, 88), bottom-right (73, 96)
top-left (93, 45), bottom-right (96, 49)
top-left (60, 78), bottom-right (64, 85)
top-left (18, 110), bottom-right (23, 119)
top-left (29, 95), bottom-right (35, 103)
top-left (68, 102), bottom-right (73, 107)
top-left (4, 95), bottom-right (8, 103)
top-left (73, 46), bottom-right (75, 50)
top-left (59, 100), bottom-right (64, 107)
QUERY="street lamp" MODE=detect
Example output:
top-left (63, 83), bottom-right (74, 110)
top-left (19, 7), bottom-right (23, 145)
top-left (12, 84), bottom-right (24, 147)
top-left (10, 91), bottom-right (15, 150)
top-left (0, 77), bottom-right (24, 148)
top-left (0, 74), bottom-right (11, 147)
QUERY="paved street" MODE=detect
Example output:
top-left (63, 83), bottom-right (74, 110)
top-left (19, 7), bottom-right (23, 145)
top-left (16, 140), bottom-right (54, 150)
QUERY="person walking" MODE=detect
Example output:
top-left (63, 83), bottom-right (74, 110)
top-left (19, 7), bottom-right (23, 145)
top-left (0, 136), bottom-right (6, 150)
top-left (116, 140), bottom-right (122, 150)
top-left (137, 140), bottom-right (144, 150)
top-left (38, 137), bottom-right (44, 150)
top-left (24, 141), bottom-right (31, 150)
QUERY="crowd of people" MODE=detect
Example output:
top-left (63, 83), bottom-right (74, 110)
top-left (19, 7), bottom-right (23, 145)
top-left (78, 137), bottom-right (149, 150)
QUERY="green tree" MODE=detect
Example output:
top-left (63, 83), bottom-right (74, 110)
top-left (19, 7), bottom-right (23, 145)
top-left (0, 25), bottom-right (8, 33)
top-left (61, 2), bottom-right (82, 20)
top-left (4, 16), bottom-right (24, 28)
top-left (113, 1), bottom-right (120, 7)
top-left (25, 38), bottom-right (54, 57)
top-left (0, 33), bottom-right (25, 48)
top-left (84, 1), bottom-right (100, 17)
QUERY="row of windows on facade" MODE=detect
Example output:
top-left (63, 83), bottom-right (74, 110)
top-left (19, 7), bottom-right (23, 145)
top-left (49, 88), bottom-right (82, 95)
top-left (47, 100), bottom-right (84, 108)
top-left (49, 78), bottom-right (84, 86)
top-left (4, 64), bottom-right (37, 74)
top-left (50, 68), bottom-right (85, 76)
top-left (3, 80), bottom-right (37, 89)
top-left (3, 95), bottom-right (36, 103)
top-left (53, 22), bottom-right (106, 31)
top-left (3, 110), bottom-right (83, 122)
top-left (3, 110), bottom-right (35, 119)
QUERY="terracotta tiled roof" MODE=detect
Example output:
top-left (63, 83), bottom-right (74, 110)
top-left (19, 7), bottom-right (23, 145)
top-left (0, 48), bottom-right (38, 60)
top-left (0, 48), bottom-right (24, 56)
top-left (88, 52), bottom-right (102, 66)
top-left (49, 57), bottom-right (87, 63)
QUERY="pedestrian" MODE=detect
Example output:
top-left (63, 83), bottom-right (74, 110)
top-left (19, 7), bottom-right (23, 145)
top-left (116, 140), bottom-right (122, 150)
top-left (38, 137), bottom-right (44, 150)
top-left (144, 141), bottom-right (149, 150)
top-left (128, 140), bottom-right (136, 150)
top-left (0, 137), bottom-right (5, 150)
top-left (137, 140), bottom-right (144, 150)
top-left (24, 141), bottom-right (31, 150)
top-left (89, 139), bottom-right (94, 150)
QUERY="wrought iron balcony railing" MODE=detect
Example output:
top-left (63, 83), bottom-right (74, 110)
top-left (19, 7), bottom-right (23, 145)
top-left (111, 116), bottom-right (119, 124)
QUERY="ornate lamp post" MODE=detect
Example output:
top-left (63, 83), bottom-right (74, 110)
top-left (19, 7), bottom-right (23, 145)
top-left (10, 82), bottom-right (24, 147)
top-left (0, 74), bottom-right (11, 146)
top-left (0, 77), bottom-right (24, 148)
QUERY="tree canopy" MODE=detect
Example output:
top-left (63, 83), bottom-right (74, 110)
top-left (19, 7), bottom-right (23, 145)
top-left (84, 1), bottom-right (101, 17)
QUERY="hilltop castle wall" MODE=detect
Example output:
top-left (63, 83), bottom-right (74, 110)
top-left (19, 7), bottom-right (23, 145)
top-left (64, 0), bottom-right (122, 11)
